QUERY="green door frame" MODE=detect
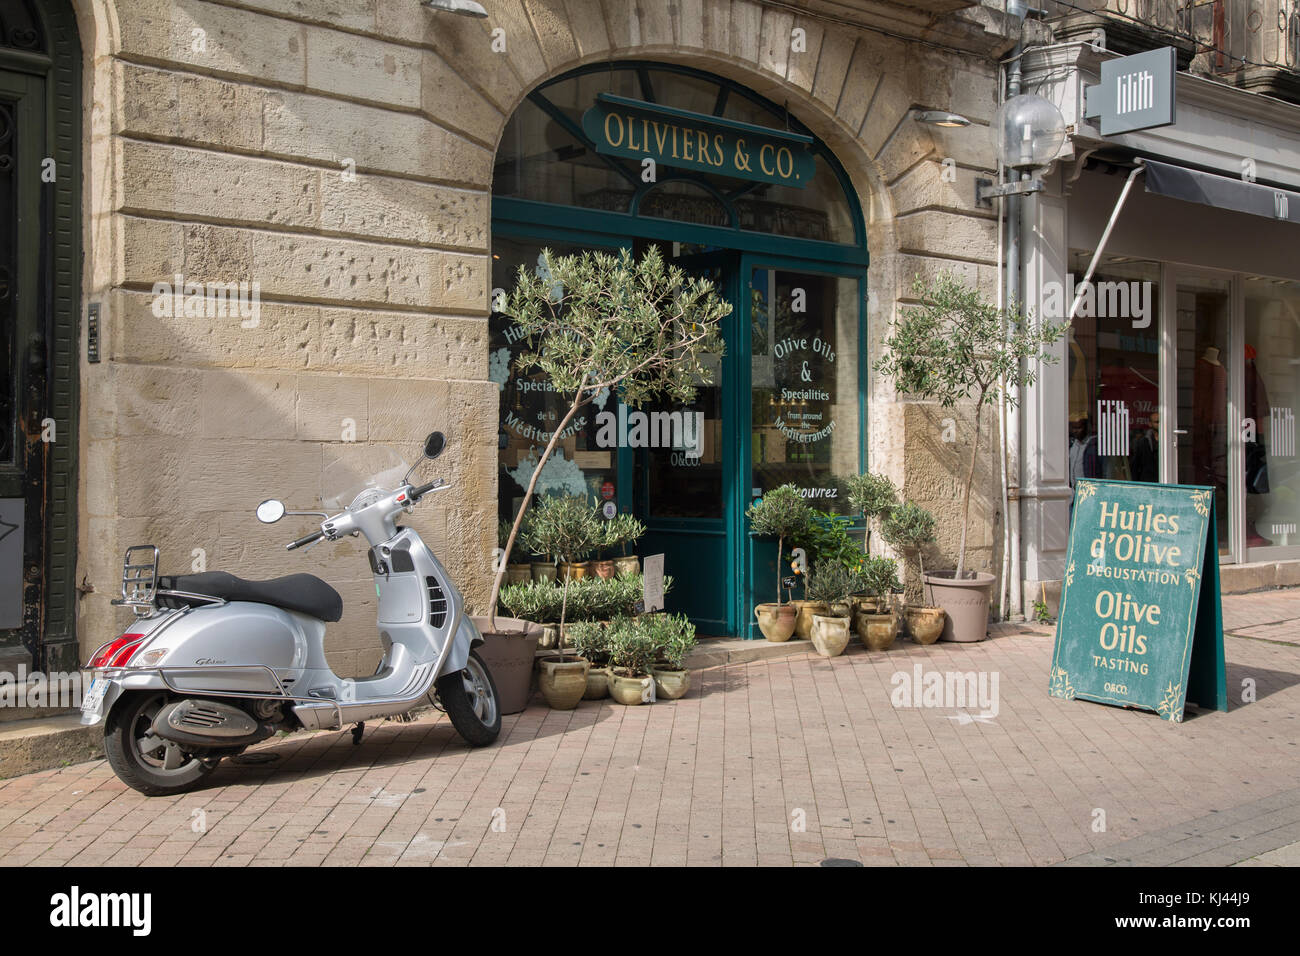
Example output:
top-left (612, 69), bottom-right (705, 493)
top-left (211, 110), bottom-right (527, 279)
top-left (1, 0), bottom-right (83, 670)
top-left (493, 221), bottom-right (868, 637)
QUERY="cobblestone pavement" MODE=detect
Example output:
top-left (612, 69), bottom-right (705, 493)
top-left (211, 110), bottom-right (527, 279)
top-left (0, 589), bottom-right (1296, 867)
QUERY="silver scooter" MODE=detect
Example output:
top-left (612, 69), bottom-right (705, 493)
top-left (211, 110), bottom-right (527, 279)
top-left (82, 431), bottom-right (501, 796)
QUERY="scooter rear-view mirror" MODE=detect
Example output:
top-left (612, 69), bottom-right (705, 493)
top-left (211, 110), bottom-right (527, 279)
top-left (423, 431), bottom-right (446, 460)
top-left (256, 499), bottom-right (286, 524)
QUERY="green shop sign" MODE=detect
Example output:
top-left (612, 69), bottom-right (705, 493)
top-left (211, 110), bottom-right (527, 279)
top-left (581, 94), bottom-right (816, 188)
top-left (1049, 479), bottom-right (1227, 723)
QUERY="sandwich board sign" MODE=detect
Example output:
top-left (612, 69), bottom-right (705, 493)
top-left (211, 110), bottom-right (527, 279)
top-left (1049, 479), bottom-right (1227, 722)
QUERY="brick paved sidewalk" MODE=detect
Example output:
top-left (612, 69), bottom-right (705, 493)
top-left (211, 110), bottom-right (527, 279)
top-left (0, 589), bottom-right (1295, 867)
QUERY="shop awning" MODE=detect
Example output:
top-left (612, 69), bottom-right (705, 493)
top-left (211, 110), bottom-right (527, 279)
top-left (1143, 159), bottom-right (1300, 225)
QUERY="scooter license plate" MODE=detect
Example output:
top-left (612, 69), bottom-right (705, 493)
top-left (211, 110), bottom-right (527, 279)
top-left (81, 679), bottom-right (108, 719)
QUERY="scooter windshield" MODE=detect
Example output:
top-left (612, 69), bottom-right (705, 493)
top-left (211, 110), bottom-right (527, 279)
top-left (320, 446), bottom-right (410, 511)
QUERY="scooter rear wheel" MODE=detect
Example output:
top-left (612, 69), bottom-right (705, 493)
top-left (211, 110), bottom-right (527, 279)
top-left (105, 692), bottom-right (216, 796)
top-left (435, 650), bottom-right (501, 746)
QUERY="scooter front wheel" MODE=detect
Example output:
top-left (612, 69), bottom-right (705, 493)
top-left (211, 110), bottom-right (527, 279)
top-left (104, 692), bottom-right (217, 796)
top-left (435, 650), bottom-right (501, 746)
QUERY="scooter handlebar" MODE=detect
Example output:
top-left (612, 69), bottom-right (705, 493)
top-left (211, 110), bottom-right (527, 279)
top-left (286, 530), bottom-right (325, 551)
top-left (410, 478), bottom-right (448, 500)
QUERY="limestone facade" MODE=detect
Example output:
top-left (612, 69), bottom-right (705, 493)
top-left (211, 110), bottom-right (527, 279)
top-left (67, 0), bottom-right (1014, 670)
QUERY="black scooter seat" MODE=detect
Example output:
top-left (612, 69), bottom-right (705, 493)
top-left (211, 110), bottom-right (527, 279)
top-left (158, 571), bottom-right (344, 623)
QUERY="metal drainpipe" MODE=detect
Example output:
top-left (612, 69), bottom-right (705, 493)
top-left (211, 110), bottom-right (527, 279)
top-left (1005, 5), bottom-right (1025, 621)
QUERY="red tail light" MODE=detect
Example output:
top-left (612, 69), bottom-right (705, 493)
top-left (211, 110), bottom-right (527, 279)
top-left (88, 632), bottom-right (147, 668)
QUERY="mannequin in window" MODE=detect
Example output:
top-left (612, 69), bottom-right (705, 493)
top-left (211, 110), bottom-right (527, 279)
top-left (1193, 345), bottom-right (1227, 489)
top-left (1130, 411), bottom-right (1160, 483)
top-left (1068, 414), bottom-right (1098, 487)
top-left (1244, 343), bottom-right (1272, 547)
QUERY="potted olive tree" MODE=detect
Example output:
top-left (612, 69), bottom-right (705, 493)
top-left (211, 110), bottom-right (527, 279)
top-left (567, 620), bottom-right (610, 700)
top-left (855, 555), bottom-right (902, 652)
top-left (485, 247), bottom-right (727, 644)
top-left (648, 614), bottom-right (697, 700)
top-left (609, 513), bottom-right (646, 577)
top-left (803, 560), bottom-right (856, 658)
top-left (745, 484), bottom-right (811, 642)
top-left (519, 494), bottom-right (602, 710)
top-left (606, 619), bottom-right (660, 706)
top-left (874, 272), bottom-right (1064, 642)
top-left (844, 472), bottom-right (898, 615)
top-left (881, 502), bottom-right (945, 645)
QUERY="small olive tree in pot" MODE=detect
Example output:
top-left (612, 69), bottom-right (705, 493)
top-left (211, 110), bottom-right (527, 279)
top-left (855, 555), bottom-right (902, 652)
top-left (803, 560), bottom-right (857, 657)
top-left (519, 495), bottom-right (603, 710)
top-left (489, 246), bottom-right (728, 633)
top-left (745, 484), bottom-right (811, 642)
top-left (873, 272), bottom-right (1064, 642)
top-left (881, 502), bottom-right (945, 645)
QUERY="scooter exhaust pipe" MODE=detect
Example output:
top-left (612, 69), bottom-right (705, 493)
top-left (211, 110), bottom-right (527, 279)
top-left (152, 699), bottom-right (276, 750)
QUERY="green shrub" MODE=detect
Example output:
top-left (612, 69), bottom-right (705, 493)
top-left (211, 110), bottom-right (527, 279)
top-left (566, 620), bottom-right (609, 665)
top-left (650, 614), bottom-right (697, 670)
top-left (746, 484), bottom-right (810, 605)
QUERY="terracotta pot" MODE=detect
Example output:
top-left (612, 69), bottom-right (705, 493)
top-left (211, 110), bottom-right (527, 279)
top-left (506, 563), bottom-right (532, 585)
top-left (924, 571), bottom-right (994, 643)
top-left (470, 616), bottom-right (542, 715)
top-left (754, 603), bottom-right (798, 642)
top-left (810, 614), bottom-right (851, 657)
top-left (531, 562), bottom-right (557, 583)
top-left (583, 665), bottom-right (610, 700)
top-left (828, 601), bottom-right (852, 618)
top-left (614, 555), bottom-right (640, 576)
top-left (608, 667), bottom-right (655, 705)
top-left (905, 606), bottom-right (946, 645)
top-left (538, 656), bottom-right (589, 710)
top-left (793, 600), bottom-right (829, 640)
top-left (856, 612), bottom-right (896, 652)
top-left (650, 666), bottom-right (691, 700)
top-left (593, 559), bottom-right (616, 580)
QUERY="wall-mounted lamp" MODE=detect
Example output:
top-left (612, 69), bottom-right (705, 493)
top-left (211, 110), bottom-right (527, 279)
top-left (913, 110), bottom-right (971, 128)
top-left (421, 0), bottom-right (488, 17)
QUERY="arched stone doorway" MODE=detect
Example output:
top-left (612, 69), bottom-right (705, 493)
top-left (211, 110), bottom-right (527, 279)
top-left (490, 61), bottom-right (869, 637)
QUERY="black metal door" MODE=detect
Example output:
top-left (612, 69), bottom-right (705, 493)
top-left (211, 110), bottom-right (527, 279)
top-left (0, 68), bottom-right (47, 668)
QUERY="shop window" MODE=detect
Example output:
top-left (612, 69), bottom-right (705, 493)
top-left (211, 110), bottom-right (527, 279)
top-left (1065, 252), bottom-right (1161, 492)
top-left (1244, 277), bottom-right (1300, 554)
top-left (490, 236), bottom-right (618, 522)
top-left (750, 268), bottom-right (860, 515)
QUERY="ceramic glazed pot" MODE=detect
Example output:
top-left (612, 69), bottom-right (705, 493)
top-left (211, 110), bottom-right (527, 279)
top-left (793, 601), bottom-right (829, 640)
top-left (538, 657), bottom-right (589, 710)
top-left (905, 606), bottom-right (946, 645)
top-left (828, 601), bottom-right (852, 618)
top-left (470, 616), bottom-right (542, 715)
top-left (856, 612), bottom-right (896, 652)
top-left (593, 559), bottom-right (616, 579)
top-left (583, 665), bottom-right (610, 700)
top-left (558, 562), bottom-right (588, 582)
top-left (531, 562), bottom-right (557, 583)
top-left (755, 603), bottom-right (798, 642)
top-left (650, 666), bottom-right (691, 700)
top-left (506, 563), bottom-right (532, 585)
top-left (924, 571), bottom-right (994, 643)
top-left (810, 614), bottom-right (851, 657)
top-left (614, 555), bottom-right (640, 576)
top-left (608, 667), bottom-right (655, 705)
top-left (850, 593), bottom-right (879, 615)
